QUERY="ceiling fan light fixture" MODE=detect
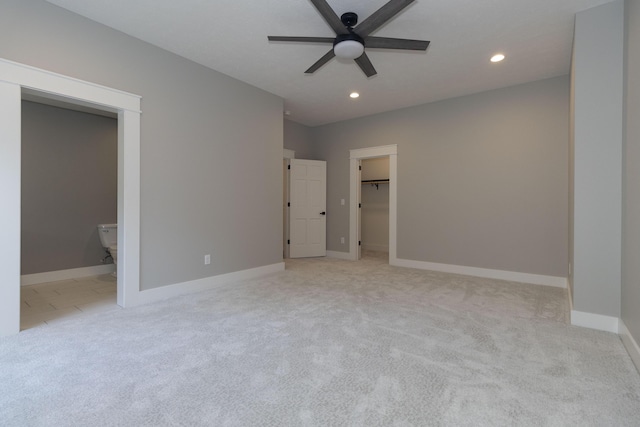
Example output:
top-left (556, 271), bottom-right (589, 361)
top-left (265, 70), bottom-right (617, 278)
top-left (490, 53), bottom-right (505, 63)
top-left (334, 40), bottom-right (364, 59)
top-left (334, 34), bottom-right (365, 59)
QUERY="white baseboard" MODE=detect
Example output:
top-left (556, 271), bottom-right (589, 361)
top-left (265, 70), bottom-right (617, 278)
top-left (619, 320), bottom-right (640, 374)
top-left (570, 310), bottom-right (619, 333)
top-left (567, 288), bottom-right (574, 326)
top-left (362, 244), bottom-right (389, 252)
top-left (392, 258), bottom-right (567, 288)
top-left (21, 264), bottom-right (116, 286)
top-left (326, 250), bottom-right (354, 260)
top-left (135, 262), bottom-right (285, 306)
top-left (567, 280), bottom-right (574, 311)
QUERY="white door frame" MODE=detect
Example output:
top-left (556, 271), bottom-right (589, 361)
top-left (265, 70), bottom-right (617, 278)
top-left (283, 149), bottom-right (295, 259)
top-left (349, 144), bottom-right (397, 262)
top-left (0, 58), bottom-right (141, 336)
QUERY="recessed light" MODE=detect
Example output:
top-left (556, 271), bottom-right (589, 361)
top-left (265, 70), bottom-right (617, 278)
top-left (350, 92), bottom-right (360, 99)
top-left (490, 53), bottom-right (505, 63)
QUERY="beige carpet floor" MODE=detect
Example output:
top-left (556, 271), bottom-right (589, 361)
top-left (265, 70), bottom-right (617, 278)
top-left (1, 252), bottom-right (639, 426)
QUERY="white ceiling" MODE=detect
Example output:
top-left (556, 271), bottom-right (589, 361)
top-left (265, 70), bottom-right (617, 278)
top-left (45, 0), bottom-right (612, 127)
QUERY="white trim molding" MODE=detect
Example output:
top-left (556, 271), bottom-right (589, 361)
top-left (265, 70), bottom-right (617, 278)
top-left (136, 263), bottom-right (285, 305)
top-left (393, 258), bottom-right (568, 288)
top-left (349, 145), bottom-right (398, 160)
top-left (283, 148), bottom-right (295, 159)
top-left (117, 109), bottom-right (141, 307)
top-left (570, 310), bottom-right (619, 333)
top-left (0, 80), bottom-right (22, 337)
top-left (362, 243), bottom-right (389, 252)
top-left (0, 59), bottom-right (140, 113)
top-left (21, 265), bottom-right (116, 286)
top-left (326, 250), bottom-right (353, 260)
top-left (567, 279), bottom-right (574, 311)
top-left (619, 321), bottom-right (640, 373)
top-left (0, 58), bottom-right (141, 336)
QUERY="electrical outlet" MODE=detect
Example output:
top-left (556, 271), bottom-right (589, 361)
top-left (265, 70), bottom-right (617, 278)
top-left (204, 254), bottom-right (211, 265)
top-left (341, 198), bottom-right (345, 206)
top-left (340, 237), bottom-right (345, 244)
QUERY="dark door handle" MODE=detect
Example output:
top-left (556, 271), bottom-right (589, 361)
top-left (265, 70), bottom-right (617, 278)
top-left (320, 211), bottom-right (326, 215)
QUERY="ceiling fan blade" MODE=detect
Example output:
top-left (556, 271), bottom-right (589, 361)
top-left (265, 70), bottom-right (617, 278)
top-left (355, 53), bottom-right (377, 77)
top-left (268, 36), bottom-right (335, 44)
top-left (309, 0), bottom-right (349, 35)
top-left (365, 36), bottom-right (430, 51)
top-left (355, 0), bottom-right (415, 38)
top-left (305, 49), bottom-right (336, 74)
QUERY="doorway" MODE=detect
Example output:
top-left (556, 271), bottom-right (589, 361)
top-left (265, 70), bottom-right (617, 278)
top-left (20, 100), bottom-right (118, 329)
top-left (360, 157), bottom-right (390, 255)
top-left (349, 144), bottom-right (398, 263)
top-left (0, 59), bottom-right (141, 336)
top-left (283, 151), bottom-right (328, 259)
top-left (288, 159), bottom-right (327, 258)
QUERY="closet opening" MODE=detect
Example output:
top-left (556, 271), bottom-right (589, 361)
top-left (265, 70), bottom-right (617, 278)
top-left (360, 157), bottom-right (390, 261)
top-left (349, 144), bottom-right (398, 263)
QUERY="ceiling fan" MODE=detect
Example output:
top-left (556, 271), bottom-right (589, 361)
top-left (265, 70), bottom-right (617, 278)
top-left (267, 0), bottom-right (430, 77)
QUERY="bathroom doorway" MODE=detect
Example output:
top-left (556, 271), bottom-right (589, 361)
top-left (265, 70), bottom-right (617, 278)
top-left (20, 99), bottom-right (119, 329)
top-left (0, 59), bottom-right (141, 336)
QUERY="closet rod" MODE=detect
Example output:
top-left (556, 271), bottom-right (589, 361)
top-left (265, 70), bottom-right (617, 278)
top-left (361, 179), bottom-right (389, 184)
top-left (361, 179), bottom-right (389, 190)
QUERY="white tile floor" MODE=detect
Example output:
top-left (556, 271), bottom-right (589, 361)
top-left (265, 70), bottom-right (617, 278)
top-left (20, 274), bottom-right (119, 330)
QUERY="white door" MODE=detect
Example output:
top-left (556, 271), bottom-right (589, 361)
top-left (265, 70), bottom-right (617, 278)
top-left (357, 160), bottom-right (362, 260)
top-left (289, 159), bottom-right (327, 258)
top-left (283, 159), bottom-right (290, 259)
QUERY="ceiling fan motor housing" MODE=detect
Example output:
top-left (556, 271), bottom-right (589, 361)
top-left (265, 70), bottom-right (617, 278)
top-left (334, 33), bottom-right (365, 47)
top-left (341, 12), bottom-right (358, 28)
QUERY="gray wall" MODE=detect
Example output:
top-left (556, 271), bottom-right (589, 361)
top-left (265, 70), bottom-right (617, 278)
top-left (313, 76), bottom-right (569, 277)
top-left (622, 0), bottom-right (640, 348)
top-left (21, 101), bottom-right (117, 274)
top-left (1, 0), bottom-right (283, 290)
top-left (284, 119), bottom-right (315, 159)
top-left (361, 157), bottom-right (389, 181)
top-left (571, 1), bottom-right (624, 317)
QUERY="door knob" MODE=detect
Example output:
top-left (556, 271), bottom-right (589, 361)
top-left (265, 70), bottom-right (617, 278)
top-left (320, 211), bottom-right (326, 215)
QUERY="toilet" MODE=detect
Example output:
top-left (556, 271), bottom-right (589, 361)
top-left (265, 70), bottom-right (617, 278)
top-left (97, 223), bottom-right (118, 277)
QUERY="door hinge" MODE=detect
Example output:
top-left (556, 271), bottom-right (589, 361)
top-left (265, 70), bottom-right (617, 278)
top-left (359, 165), bottom-right (362, 171)
top-left (358, 203), bottom-right (361, 208)
top-left (359, 240), bottom-right (361, 246)
top-left (288, 164), bottom-right (291, 170)
top-left (287, 202), bottom-right (290, 207)
top-left (287, 240), bottom-right (290, 245)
